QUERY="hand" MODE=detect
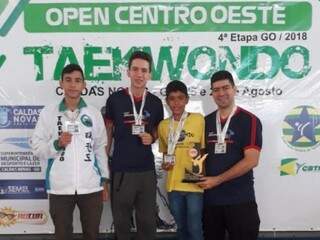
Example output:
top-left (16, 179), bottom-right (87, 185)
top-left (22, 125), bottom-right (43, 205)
top-left (162, 162), bottom-right (174, 171)
top-left (58, 132), bottom-right (72, 148)
top-left (102, 183), bottom-right (109, 202)
top-left (197, 176), bottom-right (223, 190)
top-left (139, 132), bottom-right (153, 145)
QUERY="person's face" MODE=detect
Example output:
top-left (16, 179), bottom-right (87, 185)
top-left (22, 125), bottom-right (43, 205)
top-left (60, 70), bottom-right (86, 99)
top-left (127, 58), bottom-right (151, 89)
top-left (211, 79), bottom-right (236, 109)
top-left (166, 91), bottom-right (189, 117)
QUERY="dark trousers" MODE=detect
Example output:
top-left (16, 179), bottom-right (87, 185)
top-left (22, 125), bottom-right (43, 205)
top-left (111, 170), bottom-right (157, 240)
top-left (49, 191), bottom-right (103, 240)
top-left (203, 201), bottom-right (260, 240)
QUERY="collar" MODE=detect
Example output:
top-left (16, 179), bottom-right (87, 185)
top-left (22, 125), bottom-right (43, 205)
top-left (219, 106), bottom-right (240, 123)
top-left (58, 98), bottom-right (87, 112)
top-left (124, 87), bottom-right (148, 102)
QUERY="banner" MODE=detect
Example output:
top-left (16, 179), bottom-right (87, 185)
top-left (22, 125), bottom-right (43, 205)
top-left (0, 0), bottom-right (319, 233)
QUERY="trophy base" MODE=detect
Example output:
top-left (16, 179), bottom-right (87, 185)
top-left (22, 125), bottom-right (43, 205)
top-left (182, 178), bottom-right (204, 183)
top-left (182, 169), bottom-right (204, 183)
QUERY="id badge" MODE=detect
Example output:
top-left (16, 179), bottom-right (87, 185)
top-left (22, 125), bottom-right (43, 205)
top-left (131, 124), bottom-right (145, 135)
top-left (164, 154), bottom-right (175, 165)
top-left (66, 121), bottom-right (81, 134)
top-left (214, 142), bottom-right (226, 154)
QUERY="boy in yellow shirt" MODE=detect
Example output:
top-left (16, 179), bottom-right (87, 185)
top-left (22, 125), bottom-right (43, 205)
top-left (158, 81), bottom-right (205, 240)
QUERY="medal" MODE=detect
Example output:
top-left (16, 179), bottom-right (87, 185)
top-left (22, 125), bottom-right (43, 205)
top-left (65, 121), bottom-right (81, 134)
top-left (214, 142), bottom-right (227, 154)
top-left (164, 154), bottom-right (176, 164)
top-left (132, 124), bottom-right (145, 135)
top-left (129, 88), bottom-right (146, 135)
top-left (165, 111), bottom-right (188, 165)
top-left (64, 109), bottom-right (81, 134)
top-left (215, 106), bottom-right (237, 154)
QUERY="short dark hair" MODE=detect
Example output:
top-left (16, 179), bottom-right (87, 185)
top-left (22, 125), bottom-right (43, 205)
top-left (210, 70), bottom-right (235, 86)
top-left (166, 80), bottom-right (189, 98)
top-left (128, 51), bottom-right (153, 72)
top-left (61, 63), bottom-right (84, 81)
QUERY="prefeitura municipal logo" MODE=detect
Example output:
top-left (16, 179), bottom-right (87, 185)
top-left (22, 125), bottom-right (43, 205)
top-left (282, 105), bottom-right (320, 151)
top-left (0, 106), bottom-right (43, 129)
top-left (0, 107), bottom-right (10, 127)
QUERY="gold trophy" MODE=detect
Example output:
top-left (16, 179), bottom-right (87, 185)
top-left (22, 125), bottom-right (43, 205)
top-left (182, 143), bottom-right (208, 183)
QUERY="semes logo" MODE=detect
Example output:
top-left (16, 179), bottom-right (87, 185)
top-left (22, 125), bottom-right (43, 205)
top-left (0, 106), bottom-right (43, 129)
top-left (0, 180), bottom-right (47, 200)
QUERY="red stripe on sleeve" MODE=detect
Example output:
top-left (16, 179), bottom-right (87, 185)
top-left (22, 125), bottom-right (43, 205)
top-left (244, 145), bottom-right (261, 152)
top-left (251, 116), bottom-right (257, 146)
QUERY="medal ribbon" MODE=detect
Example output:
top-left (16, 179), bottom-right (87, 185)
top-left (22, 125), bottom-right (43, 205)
top-left (216, 106), bottom-right (237, 143)
top-left (128, 88), bottom-right (146, 125)
top-left (167, 111), bottom-right (188, 155)
top-left (63, 109), bottom-right (80, 123)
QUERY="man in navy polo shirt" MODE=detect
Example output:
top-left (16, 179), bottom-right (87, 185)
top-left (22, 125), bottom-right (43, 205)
top-left (104, 51), bottom-right (163, 240)
top-left (197, 70), bottom-right (262, 240)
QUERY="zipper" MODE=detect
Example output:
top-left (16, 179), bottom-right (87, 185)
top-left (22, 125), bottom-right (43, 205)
top-left (74, 133), bottom-right (79, 192)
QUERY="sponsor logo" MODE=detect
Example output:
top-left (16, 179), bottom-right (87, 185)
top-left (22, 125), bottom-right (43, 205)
top-left (177, 130), bottom-right (195, 142)
top-left (0, 107), bottom-right (10, 127)
top-left (81, 114), bottom-right (92, 127)
top-left (279, 158), bottom-right (320, 176)
top-left (0, 207), bottom-right (47, 227)
top-left (0, 180), bottom-right (47, 199)
top-left (282, 105), bottom-right (320, 152)
top-left (0, 106), bottom-right (43, 129)
top-left (279, 158), bottom-right (297, 176)
top-left (178, 130), bottom-right (187, 142)
top-left (0, 151), bottom-right (41, 173)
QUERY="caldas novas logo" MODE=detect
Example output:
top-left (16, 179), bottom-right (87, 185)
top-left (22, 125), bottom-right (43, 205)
top-left (282, 105), bottom-right (320, 151)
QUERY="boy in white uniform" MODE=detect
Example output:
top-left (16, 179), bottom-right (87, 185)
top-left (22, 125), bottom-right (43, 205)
top-left (32, 63), bottom-right (109, 240)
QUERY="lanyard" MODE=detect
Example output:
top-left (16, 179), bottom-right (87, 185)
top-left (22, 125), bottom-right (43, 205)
top-left (167, 111), bottom-right (188, 155)
top-left (216, 106), bottom-right (237, 143)
top-left (128, 88), bottom-right (146, 125)
top-left (64, 109), bottom-right (80, 122)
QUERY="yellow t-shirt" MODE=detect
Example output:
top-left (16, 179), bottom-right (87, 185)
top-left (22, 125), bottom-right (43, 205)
top-left (158, 112), bottom-right (205, 193)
